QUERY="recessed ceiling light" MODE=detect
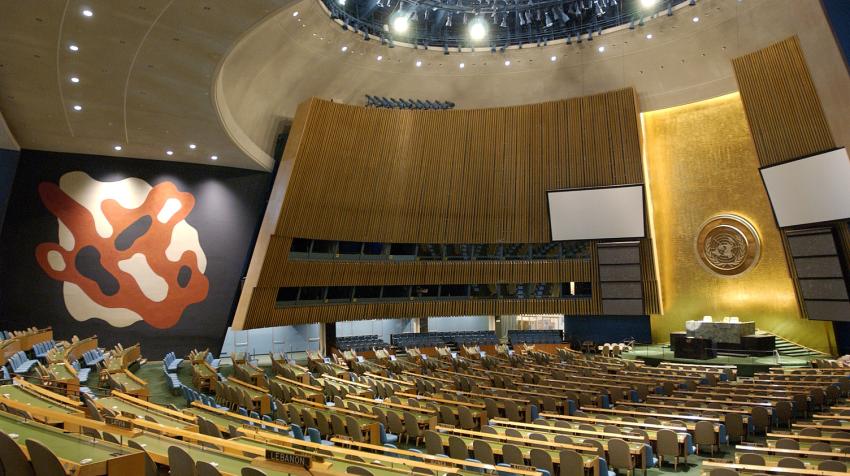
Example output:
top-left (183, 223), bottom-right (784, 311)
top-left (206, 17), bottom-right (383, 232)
top-left (598, 46), bottom-right (605, 52)
top-left (166, 150), bottom-right (174, 156)
top-left (640, 0), bottom-right (657, 7)
top-left (692, 16), bottom-right (699, 22)
top-left (415, 60), bottom-right (422, 67)
top-left (550, 55), bottom-right (557, 62)
top-left (72, 104), bottom-right (82, 111)
top-left (210, 155), bottom-right (218, 161)
top-left (68, 44), bottom-right (79, 52)
top-left (341, 46), bottom-right (348, 52)
top-left (113, 145), bottom-right (122, 151)
top-left (504, 60), bottom-right (511, 66)
top-left (377, 55), bottom-right (383, 61)
top-left (459, 62), bottom-right (465, 69)
top-left (646, 33), bottom-right (653, 39)
top-left (69, 76), bottom-right (80, 83)
top-left (292, 11), bottom-right (299, 16)
top-left (81, 8), bottom-right (93, 17)
top-left (189, 144), bottom-right (197, 149)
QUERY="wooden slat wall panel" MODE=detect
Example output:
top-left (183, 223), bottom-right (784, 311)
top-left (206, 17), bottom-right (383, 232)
top-left (243, 88), bottom-right (663, 328)
top-left (732, 36), bottom-right (835, 167)
top-left (275, 88), bottom-right (643, 244)
top-left (639, 239), bottom-right (661, 314)
top-left (247, 295), bottom-right (597, 327)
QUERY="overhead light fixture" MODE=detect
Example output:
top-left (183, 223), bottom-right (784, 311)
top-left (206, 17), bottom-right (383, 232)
top-left (69, 76), bottom-right (80, 83)
top-left (640, 0), bottom-right (657, 7)
top-left (415, 60), bottom-right (422, 67)
top-left (72, 105), bottom-right (82, 111)
top-left (113, 145), bottom-right (122, 151)
top-left (166, 150), bottom-right (174, 156)
top-left (598, 45), bottom-right (605, 52)
top-left (468, 18), bottom-right (487, 41)
top-left (646, 33), bottom-right (653, 39)
top-left (210, 155), bottom-right (218, 161)
top-left (550, 55), bottom-right (557, 61)
top-left (81, 8), bottom-right (93, 17)
top-left (504, 60), bottom-right (510, 66)
top-left (189, 144), bottom-right (197, 150)
top-left (68, 44), bottom-right (79, 52)
top-left (292, 11), bottom-right (299, 16)
top-left (338, 0), bottom-right (346, 5)
top-left (392, 15), bottom-right (409, 33)
top-left (377, 55), bottom-right (383, 61)
top-left (341, 45), bottom-right (349, 52)
top-left (459, 62), bottom-right (465, 68)
top-left (692, 16), bottom-right (699, 22)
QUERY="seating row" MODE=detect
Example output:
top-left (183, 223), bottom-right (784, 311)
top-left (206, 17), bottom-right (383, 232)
top-left (6, 351), bottom-right (37, 374)
top-left (392, 331), bottom-right (498, 348)
top-left (508, 329), bottom-right (563, 345)
top-left (336, 335), bottom-right (389, 352)
top-left (163, 351), bottom-right (183, 372)
top-left (82, 348), bottom-right (105, 367)
top-left (32, 340), bottom-right (56, 359)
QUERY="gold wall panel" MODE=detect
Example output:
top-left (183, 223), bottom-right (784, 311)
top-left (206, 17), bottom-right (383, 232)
top-left (643, 93), bottom-right (835, 353)
top-left (732, 36), bottom-right (835, 167)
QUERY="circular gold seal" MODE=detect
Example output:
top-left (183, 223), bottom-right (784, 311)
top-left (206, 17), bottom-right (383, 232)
top-left (696, 214), bottom-right (760, 276)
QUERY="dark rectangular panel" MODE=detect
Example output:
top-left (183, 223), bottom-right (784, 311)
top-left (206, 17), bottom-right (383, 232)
top-left (787, 231), bottom-right (838, 257)
top-left (793, 256), bottom-right (844, 278)
top-left (799, 278), bottom-right (850, 300)
top-left (805, 299), bottom-right (850, 321)
top-left (597, 245), bottom-right (640, 265)
top-left (599, 282), bottom-right (643, 299)
top-left (601, 299), bottom-right (644, 315)
top-left (599, 264), bottom-right (642, 282)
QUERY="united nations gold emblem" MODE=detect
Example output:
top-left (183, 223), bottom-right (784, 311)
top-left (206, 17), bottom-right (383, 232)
top-left (696, 215), bottom-right (760, 276)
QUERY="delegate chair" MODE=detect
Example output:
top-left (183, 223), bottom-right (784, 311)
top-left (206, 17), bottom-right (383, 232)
top-left (197, 461), bottom-right (223, 476)
top-left (777, 457), bottom-right (806, 469)
top-left (558, 450), bottom-right (584, 476)
top-left (0, 431), bottom-right (34, 476)
top-left (242, 469), bottom-right (268, 476)
top-left (448, 436), bottom-right (469, 460)
top-left (472, 440), bottom-right (495, 465)
top-left (128, 440), bottom-right (158, 476)
top-left (25, 439), bottom-right (65, 476)
top-left (607, 439), bottom-right (634, 476)
top-left (168, 445), bottom-right (197, 476)
top-left (501, 444), bottom-right (525, 466)
top-left (529, 448), bottom-right (554, 476)
top-left (738, 453), bottom-right (765, 466)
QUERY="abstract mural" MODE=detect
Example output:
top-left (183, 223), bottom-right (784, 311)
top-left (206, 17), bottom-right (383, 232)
top-left (35, 172), bottom-right (209, 329)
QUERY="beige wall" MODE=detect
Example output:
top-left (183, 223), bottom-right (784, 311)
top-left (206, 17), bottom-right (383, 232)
top-left (216, 0), bottom-right (850, 163)
top-left (643, 93), bottom-right (835, 354)
top-left (0, 111), bottom-right (18, 151)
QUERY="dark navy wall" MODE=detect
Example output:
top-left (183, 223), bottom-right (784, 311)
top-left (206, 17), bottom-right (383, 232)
top-left (0, 150), bottom-right (271, 357)
top-left (563, 315), bottom-right (651, 346)
top-left (0, 148), bottom-right (19, 235)
top-left (823, 0), bottom-right (850, 71)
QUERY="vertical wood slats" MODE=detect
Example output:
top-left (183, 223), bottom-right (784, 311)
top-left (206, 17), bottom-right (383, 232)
top-left (732, 36), bottom-right (835, 167)
top-left (243, 88), bottom-right (661, 328)
top-left (275, 88), bottom-right (643, 244)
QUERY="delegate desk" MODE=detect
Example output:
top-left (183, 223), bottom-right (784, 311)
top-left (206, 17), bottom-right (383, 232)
top-left (0, 411), bottom-right (144, 475)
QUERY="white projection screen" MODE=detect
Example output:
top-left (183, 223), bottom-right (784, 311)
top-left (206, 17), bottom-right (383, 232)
top-left (760, 148), bottom-right (850, 228)
top-left (547, 185), bottom-right (645, 241)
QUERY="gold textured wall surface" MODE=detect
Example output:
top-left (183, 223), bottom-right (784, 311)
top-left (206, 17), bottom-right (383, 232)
top-left (643, 93), bottom-right (835, 353)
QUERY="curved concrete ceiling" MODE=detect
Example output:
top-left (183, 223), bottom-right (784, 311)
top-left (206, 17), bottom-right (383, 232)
top-left (1, 0), bottom-right (847, 172)
top-left (0, 0), bottom-right (293, 170)
top-left (216, 0), bottom-right (850, 165)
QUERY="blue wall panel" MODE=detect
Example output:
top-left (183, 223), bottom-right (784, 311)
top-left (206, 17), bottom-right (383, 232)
top-left (823, 0), bottom-right (850, 71)
top-left (563, 315), bottom-right (651, 345)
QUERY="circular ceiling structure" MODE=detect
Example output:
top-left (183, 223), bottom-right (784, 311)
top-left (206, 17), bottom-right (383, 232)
top-left (324, 0), bottom-right (691, 49)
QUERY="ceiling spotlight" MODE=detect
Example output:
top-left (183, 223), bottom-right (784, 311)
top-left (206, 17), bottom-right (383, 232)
top-left (341, 45), bottom-right (348, 52)
top-left (113, 145), bottom-right (122, 151)
top-left (550, 55), bottom-right (557, 62)
top-left (646, 33), bottom-right (653, 39)
top-left (640, 0), bottom-right (657, 7)
top-left (189, 144), bottom-right (197, 150)
top-left (392, 15), bottom-right (409, 34)
top-left (468, 19), bottom-right (488, 42)
top-left (415, 60), bottom-right (422, 67)
top-left (338, 0), bottom-right (346, 5)
top-left (81, 8), bottom-right (93, 17)
top-left (166, 150), bottom-right (174, 156)
top-left (68, 44), bottom-right (79, 52)
top-left (72, 105), bottom-right (82, 111)
top-left (292, 11), bottom-right (299, 16)
top-left (210, 155), bottom-right (218, 161)
top-left (504, 60), bottom-right (510, 66)
top-left (598, 46), bottom-right (605, 52)
top-left (69, 76), bottom-right (80, 83)
top-left (377, 55), bottom-right (383, 61)
top-left (692, 16), bottom-right (700, 22)
top-left (459, 62), bottom-right (465, 69)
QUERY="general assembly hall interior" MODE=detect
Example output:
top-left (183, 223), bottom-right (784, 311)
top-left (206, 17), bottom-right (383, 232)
top-left (2, 0), bottom-right (850, 475)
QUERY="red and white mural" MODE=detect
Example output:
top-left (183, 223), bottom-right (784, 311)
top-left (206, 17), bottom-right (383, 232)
top-left (35, 172), bottom-right (209, 329)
